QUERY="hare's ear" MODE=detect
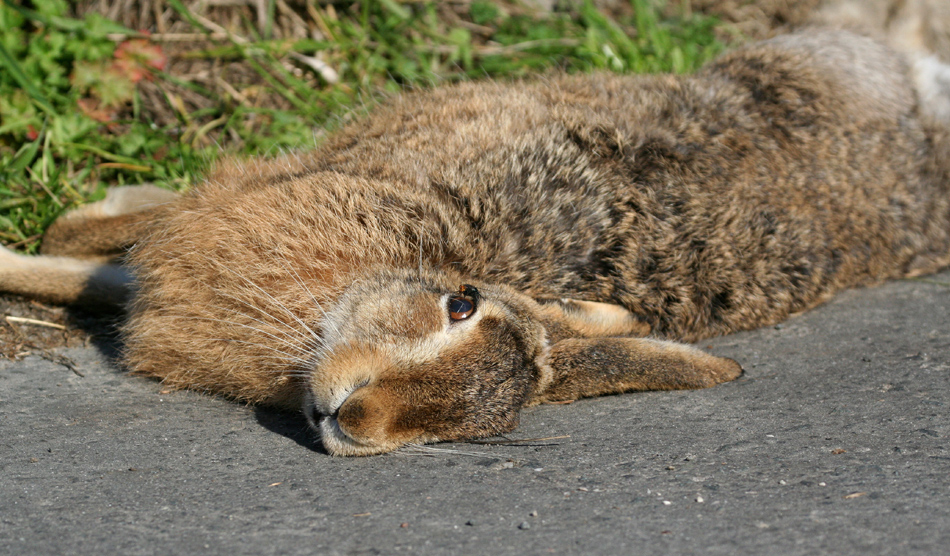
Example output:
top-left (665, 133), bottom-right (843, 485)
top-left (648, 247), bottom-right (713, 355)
top-left (537, 298), bottom-right (651, 339)
top-left (535, 337), bottom-right (742, 403)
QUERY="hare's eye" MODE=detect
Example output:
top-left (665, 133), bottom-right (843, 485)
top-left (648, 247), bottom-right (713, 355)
top-left (449, 296), bottom-right (475, 321)
top-left (448, 284), bottom-right (479, 321)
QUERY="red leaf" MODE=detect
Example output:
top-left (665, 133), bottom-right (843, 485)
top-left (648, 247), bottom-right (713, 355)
top-left (113, 39), bottom-right (168, 83)
top-left (77, 98), bottom-right (119, 125)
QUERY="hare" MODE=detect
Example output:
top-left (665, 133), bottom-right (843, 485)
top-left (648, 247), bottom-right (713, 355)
top-left (3, 29), bottom-right (950, 456)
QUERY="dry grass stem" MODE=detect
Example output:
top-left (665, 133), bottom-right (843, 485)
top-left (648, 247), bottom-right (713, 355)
top-left (5, 316), bottom-right (68, 330)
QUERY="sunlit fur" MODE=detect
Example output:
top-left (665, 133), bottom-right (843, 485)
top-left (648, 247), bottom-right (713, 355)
top-left (3, 29), bottom-right (950, 455)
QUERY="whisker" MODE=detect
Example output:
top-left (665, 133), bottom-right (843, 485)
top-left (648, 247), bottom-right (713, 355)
top-left (209, 300), bottom-right (312, 343)
top-left (465, 435), bottom-right (570, 445)
top-left (418, 228), bottom-right (424, 277)
top-left (199, 276), bottom-right (318, 348)
top-left (244, 352), bottom-right (316, 370)
top-left (166, 256), bottom-right (319, 349)
top-left (196, 252), bottom-right (324, 344)
top-left (206, 338), bottom-right (316, 374)
top-left (205, 303), bottom-right (321, 354)
top-left (398, 444), bottom-right (509, 459)
top-left (274, 254), bottom-right (325, 313)
top-left (163, 314), bottom-right (314, 359)
top-left (272, 254), bottom-right (339, 343)
top-left (218, 347), bottom-right (310, 368)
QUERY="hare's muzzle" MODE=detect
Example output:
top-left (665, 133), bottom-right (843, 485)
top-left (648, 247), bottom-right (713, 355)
top-left (316, 383), bottom-right (429, 456)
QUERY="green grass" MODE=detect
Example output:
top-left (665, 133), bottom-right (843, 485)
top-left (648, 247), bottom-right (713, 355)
top-left (0, 0), bottom-right (726, 252)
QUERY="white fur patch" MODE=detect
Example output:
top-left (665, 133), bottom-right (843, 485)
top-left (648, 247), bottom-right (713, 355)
top-left (60, 184), bottom-right (177, 221)
top-left (913, 55), bottom-right (950, 123)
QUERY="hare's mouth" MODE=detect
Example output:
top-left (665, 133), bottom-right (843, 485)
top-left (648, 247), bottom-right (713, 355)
top-left (307, 378), bottom-right (371, 420)
top-left (318, 415), bottom-right (395, 456)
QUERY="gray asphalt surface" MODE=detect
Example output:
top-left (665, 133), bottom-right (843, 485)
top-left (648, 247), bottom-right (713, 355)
top-left (2, 271), bottom-right (949, 556)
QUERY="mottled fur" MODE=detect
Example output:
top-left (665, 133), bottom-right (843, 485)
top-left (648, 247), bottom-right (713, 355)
top-left (3, 29), bottom-right (950, 455)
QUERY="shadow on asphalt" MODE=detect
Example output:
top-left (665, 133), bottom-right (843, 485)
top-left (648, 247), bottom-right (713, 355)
top-left (254, 406), bottom-right (329, 455)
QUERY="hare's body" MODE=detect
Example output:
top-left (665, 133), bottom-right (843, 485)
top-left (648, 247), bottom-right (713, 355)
top-left (3, 29), bottom-right (950, 455)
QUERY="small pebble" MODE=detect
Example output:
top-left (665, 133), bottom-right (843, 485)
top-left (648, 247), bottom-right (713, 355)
top-left (528, 511), bottom-right (538, 517)
top-left (696, 496), bottom-right (704, 503)
top-left (518, 521), bottom-right (531, 530)
top-left (663, 500), bottom-right (672, 506)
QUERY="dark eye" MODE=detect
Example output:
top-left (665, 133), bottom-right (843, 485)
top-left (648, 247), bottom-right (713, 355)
top-left (448, 284), bottom-right (479, 321)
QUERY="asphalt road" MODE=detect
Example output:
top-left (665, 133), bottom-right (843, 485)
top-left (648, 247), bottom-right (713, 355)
top-left (2, 271), bottom-right (949, 556)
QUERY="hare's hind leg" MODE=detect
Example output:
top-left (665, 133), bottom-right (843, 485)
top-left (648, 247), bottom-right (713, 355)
top-left (0, 246), bottom-right (131, 307)
top-left (41, 184), bottom-right (177, 260)
top-left (0, 184), bottom-right (176, 308)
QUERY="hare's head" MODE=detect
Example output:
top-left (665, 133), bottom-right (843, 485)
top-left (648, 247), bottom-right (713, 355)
top-left (305, 269), bottom-right (740, 456)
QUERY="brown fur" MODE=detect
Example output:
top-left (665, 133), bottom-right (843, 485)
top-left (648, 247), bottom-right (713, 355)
top-left (4, 29), bottom-right (950, 455)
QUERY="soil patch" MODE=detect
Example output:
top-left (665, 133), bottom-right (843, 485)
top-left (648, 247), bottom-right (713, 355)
top-left (0, 294), bottom-right (120, 364)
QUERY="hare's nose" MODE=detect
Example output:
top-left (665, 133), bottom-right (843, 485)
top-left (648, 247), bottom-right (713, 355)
top-left (336, 396), bottom-right (364, 427)
top-left (333, 381), bottom-right (390, 443)
top-left (328, 378), bottom-right (371, 417)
